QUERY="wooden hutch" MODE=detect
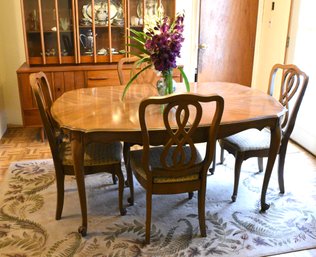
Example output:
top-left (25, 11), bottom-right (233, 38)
top-left (17, 0), bottom-right (179, 128)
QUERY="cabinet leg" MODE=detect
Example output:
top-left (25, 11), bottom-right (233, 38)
top-left (40, 127), bottom-right (45, 142)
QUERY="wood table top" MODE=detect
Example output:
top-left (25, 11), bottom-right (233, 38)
top-left (51, 82), bottom-right (285, 134)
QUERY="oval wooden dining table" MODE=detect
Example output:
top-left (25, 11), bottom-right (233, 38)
top-left (51, 82), bottom-right (285, 236)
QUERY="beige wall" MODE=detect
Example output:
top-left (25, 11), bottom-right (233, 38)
top-left (0, 28), bottom-right (7, 136)
top-left (0, 0), bottom-right (25, 130)
top-left (252, 0), bottom-right (292, 94)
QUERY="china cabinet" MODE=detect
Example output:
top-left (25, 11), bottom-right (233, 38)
top-left (20, 0), bottom-right (176, 65)
top-left (17, 0), bottom-right (179, 129)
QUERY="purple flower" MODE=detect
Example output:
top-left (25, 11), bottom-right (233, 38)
top-left (144, 13), bottom-right (185, 72)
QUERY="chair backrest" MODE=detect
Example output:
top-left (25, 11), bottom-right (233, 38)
top-left (138, 93), bottom-right (224, 180)
top-left (117, 56), bottom-right (158, 85)
top-left (29, 72), bottom-right (61, 160)
top-left (267, 64), bottom-right (309, 140)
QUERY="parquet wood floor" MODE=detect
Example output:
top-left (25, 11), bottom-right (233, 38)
top-left (0, 127), bottom-right (51, 181)
top-left (0, 126), bottom-right (315, 256)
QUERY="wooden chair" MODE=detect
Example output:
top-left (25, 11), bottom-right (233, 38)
top-left (218, 64), bottom-right (309, 202)
top-left (118, 56), bottom-right (159, 189)
top-left (127, 93), bottom-right (224, 244)
top-left (29, 72), bottom-right (127, 222)
top-left (117, 56), bottom-right (158, 85)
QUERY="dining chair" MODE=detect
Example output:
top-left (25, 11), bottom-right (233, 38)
top-left (118, 56), bottom-right (159, 188)
top-left (127, 93), bottom-right (224, 244)
top-left (218, 64), bottom-right (309, 202)
top-left (117, 56), bottom-right (158, 85)
top-left (29, 72), bottom-right (127, 221)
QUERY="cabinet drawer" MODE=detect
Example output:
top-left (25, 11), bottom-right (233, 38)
top-left (86, 70), bottom-right (120, 87)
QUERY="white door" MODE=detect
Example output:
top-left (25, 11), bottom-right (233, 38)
top-left (286, 0), bottom-right (316, 155)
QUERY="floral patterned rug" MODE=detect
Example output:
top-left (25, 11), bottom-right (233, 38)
top-left (0, 155), bottom-right (316, 257)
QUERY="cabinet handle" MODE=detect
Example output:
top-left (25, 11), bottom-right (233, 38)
top-left (88, 77), bottom-right (109, 80)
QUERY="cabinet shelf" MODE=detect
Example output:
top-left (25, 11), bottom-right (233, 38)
top-left (21, 0), bottom-right (176, 66)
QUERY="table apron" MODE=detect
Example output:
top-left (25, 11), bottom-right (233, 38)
top-left (65, 116), bottom-right (279, 146)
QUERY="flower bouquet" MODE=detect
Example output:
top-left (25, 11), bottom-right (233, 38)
top-left (121, 9), bottom-right (190, 99)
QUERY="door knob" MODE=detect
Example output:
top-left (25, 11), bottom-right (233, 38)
top-left (198, 43), bottom-right (208, 49)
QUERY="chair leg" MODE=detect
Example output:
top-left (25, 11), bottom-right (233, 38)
top-left (123, 142), bottom-right (131, 187)
top-left (39, 127), bottom-right (45, 142)
top-left (145, 191), bottom-right (152, 244)
top-left (55, 173), bottom-right (65, 220)
top-left (209, 145), bottom-right (216, 174)
top-left (126, 171), bottom-right (134, 205)
top-left (278, 141), bottom-right (288, 194)
top-left (257, 157), bottom-right (264, 173)
top-left (198, 187), bottom-right (206, 237)
top-left (115, 166), bottom-right (126, 216)
top-left (220, 147), bottom-right (225, 164)
top-left (232, 153), bottom-right (244, 202)
top-left (124, 143), bottom-right (134, 205)
top-left (112, 174), bottom-right (117, 184)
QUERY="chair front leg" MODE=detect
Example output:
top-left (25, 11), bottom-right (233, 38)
top-left (278, 140), bottom-right (289, 194)
top-left (209, 145), bottom-right (216, 174)
top-left (220, 147), bottom-right (225, 164)
top-left (257, 157), bottom-right (264, 173)
top-left (115, 165), bottom-right (126, 216)
top-left (232, 153), bottom-right (244, 202)
top-left (198, 187), bottom-right (206, 237)
top-left (260, 123), bottom-right (281, 212)
top-left (145, 191), bottom-right (152, 244)
top-left (112, 174), bottom-right (117, 184)
top-left (55, 172), bottom-right (65, 220)
top-left (124, 143), bottom-right (134, 205)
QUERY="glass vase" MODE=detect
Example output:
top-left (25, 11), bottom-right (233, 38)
top-left (156, 69), bottom-right (176, 96)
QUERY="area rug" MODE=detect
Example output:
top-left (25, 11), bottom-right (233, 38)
top-left (0, 154), bottom-right (316, 257)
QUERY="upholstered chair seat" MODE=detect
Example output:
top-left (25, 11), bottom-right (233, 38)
top-left (61, 141), bottom-right (122, 167)
top-left (219, 128), bottom-right (270, 152)
top-left (130, 146), bottom-right (202, 183)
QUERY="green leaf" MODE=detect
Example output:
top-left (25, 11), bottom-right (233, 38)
top-left (135, 56), bottom-right (151, 68)
top-left (166, 70), bottom-right (173, 94)
top-left (121, 64), bottom-right (153, 100)
top-left (126, 44), bottom-right (149, 55)
top-left (178, 66), bottom-right (190, 92)
top-left (128, 35), bottom-right (145, 46)
top-left (124, 52), bottom-right (145, 60)
top-left (129, 29), bottom-right (149, 42)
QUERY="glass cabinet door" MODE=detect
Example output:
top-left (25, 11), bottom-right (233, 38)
top-left (57, 0), bottom-right (76, 64)
top-left (127, 0), bottom-right (143, 56)
top-left (22, 0), bottom-right (42, 64)
top-left (22, 0), bottom-right (75, 65)
top-left (127, 0), bottom-right (175, 56)
top-left (76, 0), bottom-right (126, 63)
top-left (40, 0), bottom-right (58, 64)
top-left (160, 0), bottom-right (175, 18)
top-left (21, 0), bottom-right (175, 65)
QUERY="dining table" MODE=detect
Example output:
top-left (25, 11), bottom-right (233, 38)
top-left (51, 82), bottom-right (285, 236)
